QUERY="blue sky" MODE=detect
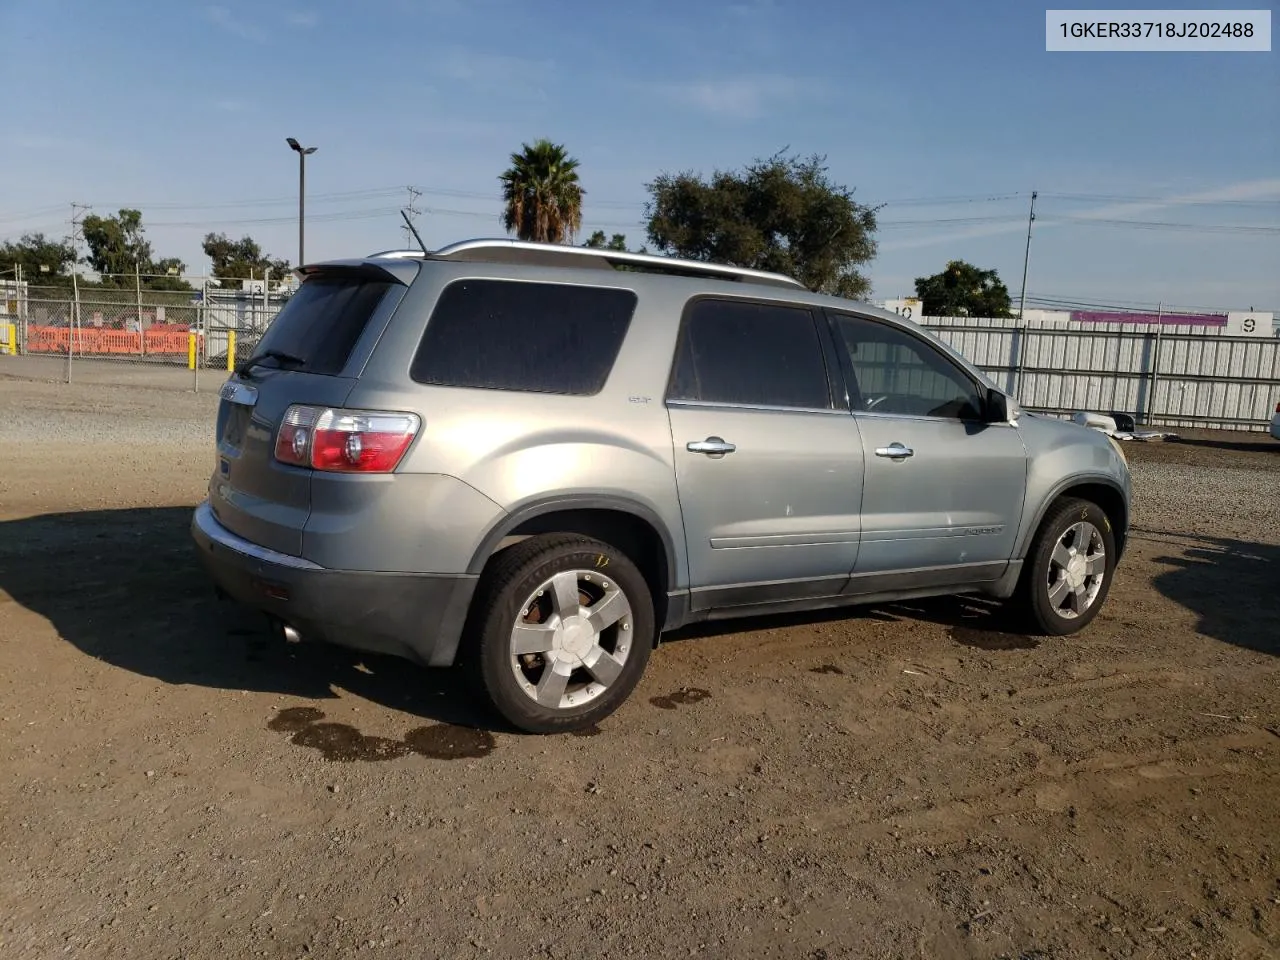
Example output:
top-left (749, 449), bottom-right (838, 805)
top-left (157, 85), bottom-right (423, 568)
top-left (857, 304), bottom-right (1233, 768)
top-left (1, 0), bottom-right (1276, 310)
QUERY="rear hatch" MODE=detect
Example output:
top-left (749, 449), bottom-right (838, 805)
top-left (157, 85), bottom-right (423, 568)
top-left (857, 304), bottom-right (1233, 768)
top-left (209, 265), bottom-right (411, 556)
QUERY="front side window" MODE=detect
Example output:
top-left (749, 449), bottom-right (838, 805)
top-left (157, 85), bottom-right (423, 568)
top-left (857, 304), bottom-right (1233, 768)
top-left (831, 314), bottom-right (986, 420)
top-left (668, 298), bottom-right (831, 410)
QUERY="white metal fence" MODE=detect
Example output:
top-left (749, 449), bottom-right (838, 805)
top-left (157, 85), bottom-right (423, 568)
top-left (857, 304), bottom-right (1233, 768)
top-left (921, 317), bottom-right (1280, 430)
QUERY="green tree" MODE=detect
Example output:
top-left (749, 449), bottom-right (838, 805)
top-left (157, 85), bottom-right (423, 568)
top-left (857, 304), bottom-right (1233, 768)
top-left (583, 230), bottom-right (629, 251)
top-left (643, 151), bottom-right (878, 298)
top-left (81, 209), bottom-right (190, 290)
top-left (913, 260), bottom-right (1013, 318)
top-left (0, 233), bottom-right (76, 286)
top-left (499, 139), bottom-right (585, 244)
top-left (82, 209), bottom-right (151, 283)
top-left (147, 257), bottom-right (192, 292)
top-left (202, 233), bottom-right (291, 284)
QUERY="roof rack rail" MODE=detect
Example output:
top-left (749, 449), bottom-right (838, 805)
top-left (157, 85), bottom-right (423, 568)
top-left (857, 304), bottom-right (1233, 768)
top-left (364, 249), bottom-right (428, 260)
top-left (369, 238), bottom-right (805, 290)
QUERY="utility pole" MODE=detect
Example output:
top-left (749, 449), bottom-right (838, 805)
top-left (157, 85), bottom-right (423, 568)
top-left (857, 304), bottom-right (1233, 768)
top-left (286, 138), bottom-right (318, 266)
top-left (67, 203), bottom-right (89, 383)
top-left (402, 186), bottom-right (423, 249)
top-left (1017, 190), bottom-right (1037, 321)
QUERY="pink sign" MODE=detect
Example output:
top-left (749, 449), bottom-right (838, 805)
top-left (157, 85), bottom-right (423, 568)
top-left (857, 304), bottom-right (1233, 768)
top-left (1071, 311), bottom-right (1226, 326)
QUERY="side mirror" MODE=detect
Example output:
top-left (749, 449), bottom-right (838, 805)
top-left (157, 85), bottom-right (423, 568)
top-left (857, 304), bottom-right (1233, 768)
top-left (985, 389), bottom-right (1014, 423)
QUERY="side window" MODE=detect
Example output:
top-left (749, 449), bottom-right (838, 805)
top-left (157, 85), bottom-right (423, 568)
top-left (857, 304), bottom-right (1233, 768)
top-left (668, 299), bottom-right (831, 410)
top-left (832, 314), bottom-right (986, 420)
top-left (410, 279), bottom-right (636, 396)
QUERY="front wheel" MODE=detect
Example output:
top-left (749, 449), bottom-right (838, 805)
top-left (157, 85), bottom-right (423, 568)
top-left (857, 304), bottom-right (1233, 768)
top-left (464, 534), bottom-right (655, 734)
top-left (1014, 498), bottom-right (1116, 635)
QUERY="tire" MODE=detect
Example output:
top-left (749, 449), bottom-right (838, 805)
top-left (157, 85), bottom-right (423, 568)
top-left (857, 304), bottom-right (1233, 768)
top-left (463, 534), bottom-right (655, 734)
top-left (1013, 497), bottom-right (1117, 636)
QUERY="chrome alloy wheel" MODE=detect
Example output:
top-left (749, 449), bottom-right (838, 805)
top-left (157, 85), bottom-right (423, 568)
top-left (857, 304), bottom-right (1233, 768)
top-left (1045, 520), bottom-right (1107, 619)
top-left (508, 569), bottom-right (634, 710)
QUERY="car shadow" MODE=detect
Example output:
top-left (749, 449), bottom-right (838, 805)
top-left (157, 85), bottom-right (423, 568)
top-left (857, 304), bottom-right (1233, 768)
top-left (1162, 435), bottom-right (1278, 455)
top-left (0, 506), bottom-right (498, 730)
top-left (665, 592), bottom-right (1040, 651)
top-left (1132, 528), bottom-right (1279, 658)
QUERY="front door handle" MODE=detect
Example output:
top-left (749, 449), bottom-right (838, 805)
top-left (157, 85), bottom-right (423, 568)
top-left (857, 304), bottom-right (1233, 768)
top-left (687, 437), bottom-right (736, 457)
top-left (874, 442), bottom-right (914, 460)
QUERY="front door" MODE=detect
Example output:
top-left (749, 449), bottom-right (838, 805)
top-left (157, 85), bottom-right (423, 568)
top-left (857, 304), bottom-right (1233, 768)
top-left (667, 297), bottom-right (865, 610)
top-left (826, 311), bottom-right (1028, 587)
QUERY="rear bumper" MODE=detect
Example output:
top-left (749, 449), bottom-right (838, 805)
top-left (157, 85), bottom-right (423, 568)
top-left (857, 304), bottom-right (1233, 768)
top-left (190, 501), bottom-right (477, 667)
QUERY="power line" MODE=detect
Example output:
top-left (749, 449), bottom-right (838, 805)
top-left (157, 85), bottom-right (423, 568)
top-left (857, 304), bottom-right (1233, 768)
top-left (1046, 216), bottom-right (1280, 234)
top-left (89, 187), bottom-right (408, 212)
top-left (1040, 191), bottom-right (1280, 207)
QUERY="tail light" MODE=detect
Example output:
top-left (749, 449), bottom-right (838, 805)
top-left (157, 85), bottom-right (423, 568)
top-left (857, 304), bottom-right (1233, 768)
top-left (274, 405), bottom-right (421, 473)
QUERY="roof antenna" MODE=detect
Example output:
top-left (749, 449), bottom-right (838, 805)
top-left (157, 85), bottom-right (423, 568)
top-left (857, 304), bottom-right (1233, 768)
top-left (400, 209), bottom-right (427, 253)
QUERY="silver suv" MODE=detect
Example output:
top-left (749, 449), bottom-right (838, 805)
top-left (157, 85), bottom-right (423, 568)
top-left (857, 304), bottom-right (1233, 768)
top-left (191, 239), bottom-right (1132, 733)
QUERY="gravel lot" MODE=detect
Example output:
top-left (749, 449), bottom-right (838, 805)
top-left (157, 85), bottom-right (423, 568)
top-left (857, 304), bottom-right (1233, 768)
top-left (1, 363), bottom-right (1278, 960)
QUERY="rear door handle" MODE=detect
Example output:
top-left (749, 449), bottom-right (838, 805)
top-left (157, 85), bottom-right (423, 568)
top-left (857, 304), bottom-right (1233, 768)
top-left (687, 437), bottom-right (736, 456)
top-left (874, 442), bottom-right (914, 460)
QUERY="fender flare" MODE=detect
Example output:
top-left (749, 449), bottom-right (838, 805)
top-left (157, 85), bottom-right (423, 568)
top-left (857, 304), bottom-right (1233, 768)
top-left (464, 495), bottom-right (682, 590)
top-left (1016, 474), bottom-right (1130, 559)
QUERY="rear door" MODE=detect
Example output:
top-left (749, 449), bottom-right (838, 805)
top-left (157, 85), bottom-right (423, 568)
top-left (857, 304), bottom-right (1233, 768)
top-left (210, 269), bottom-right (409, 555)
top-left (666, 297), bottom-right (865, 610)
top-left (825, 311), bottom-right (1028, 585)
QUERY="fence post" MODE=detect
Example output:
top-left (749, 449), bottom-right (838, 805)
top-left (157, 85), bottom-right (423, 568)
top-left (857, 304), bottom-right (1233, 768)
top-left (1149, 324), bottom-right (1163, 426)
top-left (1013, 324), bottom-right (1028, 399)
top-left (67, 273), bottom-right (79, 384)
top-left (135, 261), bottom-right (146, 359)
top-left (194, 277), bottom-right (205, 393)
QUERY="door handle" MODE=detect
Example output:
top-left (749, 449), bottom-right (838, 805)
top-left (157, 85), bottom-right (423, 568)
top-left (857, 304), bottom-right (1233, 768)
top-left (687, 437), bottom-right (736, 456)
top-left (874, 442), bottom-right (914, 460)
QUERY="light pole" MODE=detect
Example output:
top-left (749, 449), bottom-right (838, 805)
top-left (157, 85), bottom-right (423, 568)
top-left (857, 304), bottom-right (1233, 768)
top-left (286, 137), bottom-right (317, 266)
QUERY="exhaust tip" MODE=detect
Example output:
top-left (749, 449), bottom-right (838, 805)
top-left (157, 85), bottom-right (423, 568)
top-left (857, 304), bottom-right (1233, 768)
top-left (281, 624), bottom-right (302, 644)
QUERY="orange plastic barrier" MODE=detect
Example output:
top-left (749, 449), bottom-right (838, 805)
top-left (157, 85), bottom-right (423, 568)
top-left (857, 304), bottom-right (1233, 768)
top-left (24, 324), bottom-right (195, 356)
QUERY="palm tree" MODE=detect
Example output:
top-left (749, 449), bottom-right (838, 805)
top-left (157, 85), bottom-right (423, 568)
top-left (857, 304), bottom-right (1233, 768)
top-left (499, 139), bottom-right (585, 244)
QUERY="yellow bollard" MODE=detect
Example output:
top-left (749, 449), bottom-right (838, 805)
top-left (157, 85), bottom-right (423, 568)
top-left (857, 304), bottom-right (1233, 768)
top-left (2, 322), bottom-right (14, 355)
top-left (188, 332), bottom-right (197, 369)
top-left (227, 330), bottom-right (236, 372)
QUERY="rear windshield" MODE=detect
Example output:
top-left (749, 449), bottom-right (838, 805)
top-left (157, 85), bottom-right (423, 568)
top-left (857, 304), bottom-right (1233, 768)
top-left (249, 277), bottom-right (395, 376)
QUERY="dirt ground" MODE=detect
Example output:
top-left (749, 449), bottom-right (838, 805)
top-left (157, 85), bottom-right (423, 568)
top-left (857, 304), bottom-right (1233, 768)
top-left (1, 368), bottom-right (1278, 960)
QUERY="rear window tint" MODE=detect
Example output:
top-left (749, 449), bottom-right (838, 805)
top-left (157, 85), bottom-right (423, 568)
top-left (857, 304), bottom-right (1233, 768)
top-left (410, 279), bottom-right (637, 396)
top-left (668, 298), bottom-right (831, 409)
top-left (250, 277), bottom-right (394, 376)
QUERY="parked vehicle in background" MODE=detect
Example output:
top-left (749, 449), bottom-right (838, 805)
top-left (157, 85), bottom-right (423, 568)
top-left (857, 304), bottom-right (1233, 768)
top-left (1270, 401), bottom-right (1280, 441)
top-left (191, 239), bottom-right (1133, 734)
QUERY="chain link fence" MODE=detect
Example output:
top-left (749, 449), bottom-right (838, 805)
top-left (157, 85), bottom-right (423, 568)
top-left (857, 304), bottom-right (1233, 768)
top-left (0, 274), bottom-right (290, 389)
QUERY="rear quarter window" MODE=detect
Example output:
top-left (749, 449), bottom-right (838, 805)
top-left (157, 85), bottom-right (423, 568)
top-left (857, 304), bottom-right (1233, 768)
top-left (251, 277), bottom-right (395, 376)
top-left (409, 279), bottom-right (637, 396)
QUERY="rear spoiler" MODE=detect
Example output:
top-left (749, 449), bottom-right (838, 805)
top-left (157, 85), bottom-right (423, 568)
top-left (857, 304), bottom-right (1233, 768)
top-left (293, 258), bottom-right (421, 287)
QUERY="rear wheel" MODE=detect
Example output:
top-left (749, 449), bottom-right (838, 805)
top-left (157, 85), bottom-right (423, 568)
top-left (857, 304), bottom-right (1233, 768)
top-left (464, 534), bottom-right (655, 733)
top-left (1014, 497), bottom-right (1116, 635)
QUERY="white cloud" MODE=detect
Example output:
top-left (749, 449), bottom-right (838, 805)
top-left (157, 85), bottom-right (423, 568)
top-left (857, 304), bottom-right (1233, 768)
top-left (646, 75), bottom-right (816, 120)
top-left (879, 178), bottom-right (1280, 252)
top-left (204, 5), bottom-right (266, 43)
top-left (429, 49), bottom-right (552, 100)
top-left (287, 10), bottom-right (318, 27)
